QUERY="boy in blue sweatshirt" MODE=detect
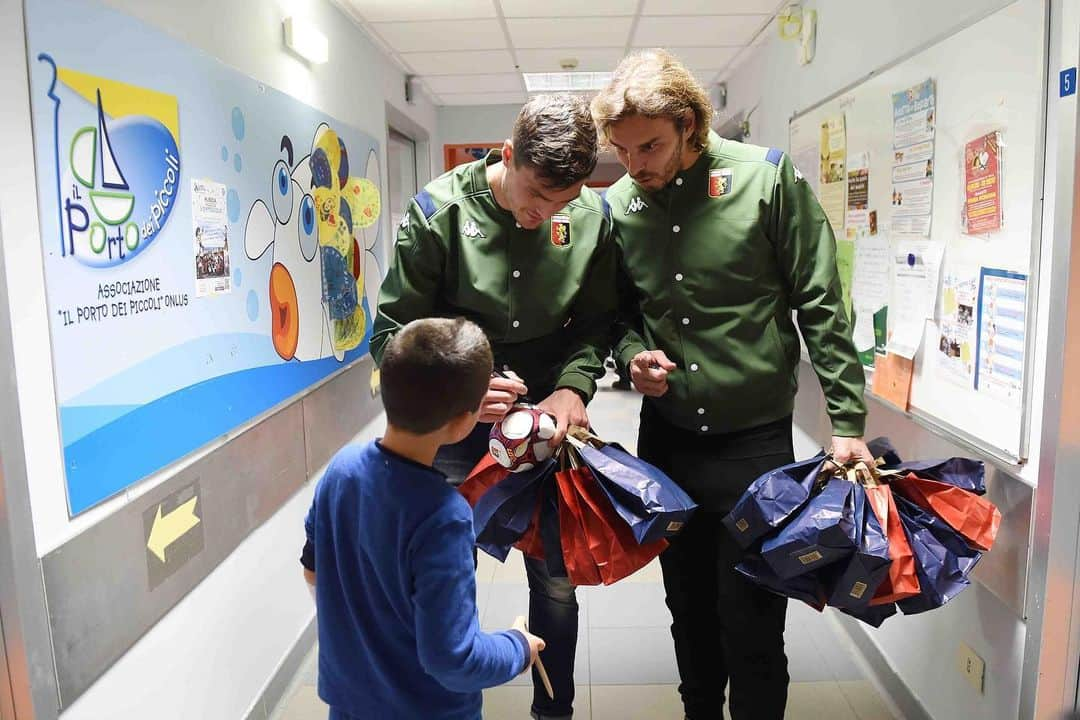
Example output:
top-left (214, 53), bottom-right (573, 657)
top-left (301, 317), bottom-right (545, 720)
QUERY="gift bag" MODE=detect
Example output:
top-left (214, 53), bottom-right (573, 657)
top-left (552, 462), bottom-right (602, 586)
top-left (471, 460), bottom-right (555, 561)
top-left (458, 453), bottom-right (509, 507)
top-left (567, 429), bottom-right (696, 545)
top-left (864, 484), bottom-right (921, 605)
top-left (883, 457), bottom-right (985, 494)
top-left (562, 456), bottom-right (668, 585)
top-left (761, 478), bottom-right (859, 579)
top-left (894, 495), bottom-right (982, 615)
top-left (891, 474), bottom-right (1000, 551)
top-left (723, 454), bottom-right (830, 549)
top-left (828, 486), bottom-right (892, 610)
top-left (735, 554), bottom-right (829, 611)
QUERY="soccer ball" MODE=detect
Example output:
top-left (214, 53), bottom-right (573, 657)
top-left (488, 404), bottom-right (557, 472)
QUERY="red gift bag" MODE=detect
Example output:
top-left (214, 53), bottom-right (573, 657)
top-left (891, 474), bottom-right (1001, 551)
top-left (458, 454), bottom-right (508, 507)
top-left (865, 484), bottom-right (921, 605)
top-left (554, 466), bottom-right (604, 586)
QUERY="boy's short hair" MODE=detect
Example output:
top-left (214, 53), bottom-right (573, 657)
top-left (380, 318), bottom-right (493, 434)
top-left (512, 93), bottom-right (598, 189)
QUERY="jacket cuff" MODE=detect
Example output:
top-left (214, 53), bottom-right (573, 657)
top-left (829, 414), bottom-right (867, 438)
top-left (555, 372), bottom-right (596, 404)
top-left (617, 341), bottom-right (649, 374)
top-left (505, 629), bottom-right (531, 675)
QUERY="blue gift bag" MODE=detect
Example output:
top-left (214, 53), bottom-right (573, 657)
top-left (761, 478), bottom-right (859, 579)
top-left (572, 436), bottom-right (697, 545)
top-left (828, 487), bottom-right (892, 610)
top-left (473, 460), bottom-right (555, 561)
top-left (723, 454), bottom-right (829, 549)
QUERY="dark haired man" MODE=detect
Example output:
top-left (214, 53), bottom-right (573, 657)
top-left (371, 93), bottom-right (615, 720)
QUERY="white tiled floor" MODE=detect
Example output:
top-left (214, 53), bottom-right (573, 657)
top-left (270, 375), bottom-right (899, 720)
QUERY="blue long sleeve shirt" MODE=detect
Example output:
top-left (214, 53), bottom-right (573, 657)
top-left (304, 440), bottom-right (529, 719)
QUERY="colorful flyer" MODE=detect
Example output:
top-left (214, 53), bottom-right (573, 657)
top-left (892, 79), bottom-right (936, 149)
top-left (935, 268), bottom-right (978, 387)
top-left (963, 131), bottom-right (1003, 234)
top-left (891, 79), bottom-right (936, 237)
top-left (975, 268), bottom-right (1027, 405)
top-left (819, 114), bottom-right (847, 234)
top-left (192, 178), bottom-right (231, 297)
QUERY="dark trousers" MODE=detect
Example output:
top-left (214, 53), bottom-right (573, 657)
top-left (637, 401), bottom-right (794, 720)
top-left (435, 424), bottom-right (578, 720)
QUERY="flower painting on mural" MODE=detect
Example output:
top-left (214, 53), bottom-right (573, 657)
top-left (245, 123), bottom-right (382, 361)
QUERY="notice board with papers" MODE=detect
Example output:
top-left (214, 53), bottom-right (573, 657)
top-left (787, 0), bottom-right (1046, 464)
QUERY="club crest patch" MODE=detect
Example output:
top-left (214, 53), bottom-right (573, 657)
top-left (550, 214), bottom-right (571, 247)
top-left (708, 168), bottom-right (734, 198)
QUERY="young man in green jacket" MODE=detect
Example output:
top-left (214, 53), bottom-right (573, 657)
top-left (592, 50), bottom-right (873, 720)
top-left (370, 94), bottom-right (615, 720)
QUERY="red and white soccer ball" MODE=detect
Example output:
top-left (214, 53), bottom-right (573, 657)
top-left (488, 404), bottom-right (557, 472)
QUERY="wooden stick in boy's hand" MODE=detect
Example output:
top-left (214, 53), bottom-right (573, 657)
top-left (512, 616), bottom-right (552, 699)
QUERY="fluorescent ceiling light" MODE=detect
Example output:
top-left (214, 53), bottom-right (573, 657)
top-left (523, 72), bottom-right (612, 92)
top-left (283, 16), bottom-right (329, 65)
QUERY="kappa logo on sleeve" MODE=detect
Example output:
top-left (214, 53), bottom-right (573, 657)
top-left (461, 218), bottom-right (486, 238)
top-left (625, 196), bottom-right (648, 214)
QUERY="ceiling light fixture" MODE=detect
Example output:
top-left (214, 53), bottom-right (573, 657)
top-left (283, 16), bottom-right (329, 65)
top-left (523, 71), bottom-right (612, 93)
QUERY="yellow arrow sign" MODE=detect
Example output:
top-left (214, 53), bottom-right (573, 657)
top-left (147, 496), bottom-right (201, 563)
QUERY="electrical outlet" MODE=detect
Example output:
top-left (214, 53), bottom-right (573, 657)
top-left (958, 642), bottom-right (985, 693)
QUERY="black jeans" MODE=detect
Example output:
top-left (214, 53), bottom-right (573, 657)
top-left (637, 401), bottom-right (794, 720)
top-left (435, 424), bottom-right (578, 720)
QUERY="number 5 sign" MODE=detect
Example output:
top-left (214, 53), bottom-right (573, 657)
top-left (1062, 67), bottom-right (1077, 97)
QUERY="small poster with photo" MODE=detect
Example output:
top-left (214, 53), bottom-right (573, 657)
top-left (191, 178), bottom-right (231, 297)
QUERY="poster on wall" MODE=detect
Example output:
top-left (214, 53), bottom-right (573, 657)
top-left (935, 267), bottom-right (979, 387)
top-left (191, 179), bottom-right (231, 298)
top-left (975, 268), bottom-right (1027, 405)
top-left (818, 114), bottom-right (847, 234)
top-left (891, 79), bottom-right (936, 237)
top-left (27, 0), bottom-right (386, 515)
top-left (962, 131), bottom-right (1003, 235)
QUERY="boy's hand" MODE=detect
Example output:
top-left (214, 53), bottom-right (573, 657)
top-left (538, 388), bottom-right (588, 447)
top-left (480, 373), bottom-right (528, 423)
top-left (511, 615), bottom-right (545, 671)
top-left (629, 350), bottom-right (677, 397)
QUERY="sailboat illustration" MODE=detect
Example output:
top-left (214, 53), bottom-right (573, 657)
top-left (70, 89), bottom-right (135, 227)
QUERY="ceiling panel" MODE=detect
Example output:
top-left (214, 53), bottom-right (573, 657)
top-left (506, 17), bottom-right (633, 49)
top-left (343, 0), bottom-right (496, 22)
top-left (425, 73), bottom-right (525, 94)
top-left (651, 46), bottom-right (741, 70)
top-left (401, 50), bottom-right (517, 75)
top-left (515, 47), bottom-right (629, 72)
top-left (641, 0), bottom-right (781, 14)
top-left (632, 14), bottom-right (766, 47)
top-left (439, 92), bottom-right (529, 106)
top-left (499, 0), bottom-right (638, 17)
top-left (373, 19), bottom-right (506, 53)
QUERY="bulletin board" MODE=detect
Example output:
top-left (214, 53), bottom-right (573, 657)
top-left (788, 0), bottom-right (1046, 463)
top-left (26, 0), bottom-right (386, 514)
